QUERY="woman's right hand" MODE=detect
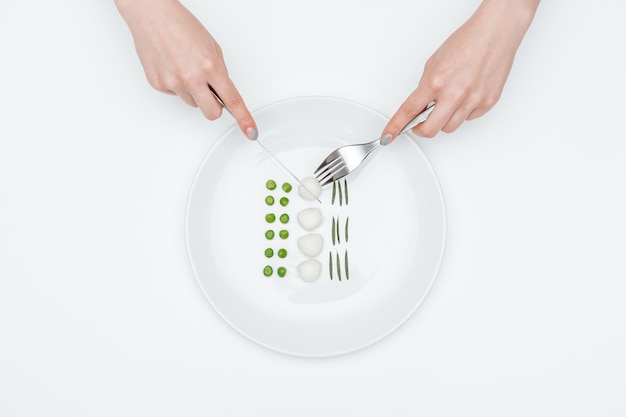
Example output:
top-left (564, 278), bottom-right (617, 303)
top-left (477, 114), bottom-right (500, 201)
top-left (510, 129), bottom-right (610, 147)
top-left (115, 0), bottom-right (258, 139)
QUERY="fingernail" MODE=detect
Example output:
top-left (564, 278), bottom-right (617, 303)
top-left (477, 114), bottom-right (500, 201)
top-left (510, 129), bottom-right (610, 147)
top-left (380, 134), bottom-right (392, 146)
top-left (246, 127), bottom-right (258, 140)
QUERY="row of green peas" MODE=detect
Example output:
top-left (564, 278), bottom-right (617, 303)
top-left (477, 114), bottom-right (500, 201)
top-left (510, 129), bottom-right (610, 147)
top-left (263, 180), bottom-right (292, 277)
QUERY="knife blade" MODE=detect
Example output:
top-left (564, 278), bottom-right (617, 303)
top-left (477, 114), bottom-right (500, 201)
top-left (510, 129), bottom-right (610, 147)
top-left (208, 87), bottom-right (321, 203)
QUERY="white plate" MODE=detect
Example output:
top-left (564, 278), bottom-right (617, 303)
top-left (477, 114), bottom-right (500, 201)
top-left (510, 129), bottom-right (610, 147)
top-left (186, 97), bottom-right (446, 357)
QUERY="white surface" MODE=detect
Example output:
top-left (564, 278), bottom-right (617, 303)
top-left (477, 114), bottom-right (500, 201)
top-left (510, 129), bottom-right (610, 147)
top-left (1, 0), bottom-right (625, 415)
top-left (186, 97), bottom-right (445, 357)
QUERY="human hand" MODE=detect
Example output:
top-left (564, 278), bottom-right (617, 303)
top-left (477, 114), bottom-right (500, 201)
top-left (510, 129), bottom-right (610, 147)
top-left (115, 0), bottom-right (258, 139)
top-left (381, 0), bottom-right (539, 142)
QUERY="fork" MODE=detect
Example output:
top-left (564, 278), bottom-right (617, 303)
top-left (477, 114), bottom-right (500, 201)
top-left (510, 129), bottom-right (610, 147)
top-left (314, 101), bottom-right (435, 186)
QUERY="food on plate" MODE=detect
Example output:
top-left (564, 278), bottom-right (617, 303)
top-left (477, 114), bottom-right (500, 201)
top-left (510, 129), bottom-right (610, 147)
top-left (265, 230), bottom-right (275, 240)
top-left (263, 265), bottom-right (273, 277)
top-left (298, 177), bottom-right (322, 200)
top-left (279, 213), bottom-right (289, 224)
top-left (277, 248), bottom-right (287, 258)
top-left (266, 179), bottom-right (277, 190)
top-left (282, 182), bottom-right (292, 193)
top-left (265, 213), bottom-right (276, 223)
top-left (297, 208), bottom-right (323, 231)
top-left (297, 259), bottom-right (321, 282)
top-left (297, 233), bottom-right (323, 257)
top-left (277, 267), bottom-right (287, 278)
top-left (279, 197), bottom-right (289, 207)
top-left (265, 195), bottom-right (274, 206)
top-left (264, 248), bottom-right (274, 258)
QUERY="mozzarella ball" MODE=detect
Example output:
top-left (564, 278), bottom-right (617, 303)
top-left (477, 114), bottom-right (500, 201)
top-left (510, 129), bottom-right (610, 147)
top-left (297, 259), bottom-right (322, 282)
top-left (297, 233), bottom-right (324, 257)
top-left (298, 177), bottom-right (322, 200)
top-left (297, 208), bottom-right (323, 231)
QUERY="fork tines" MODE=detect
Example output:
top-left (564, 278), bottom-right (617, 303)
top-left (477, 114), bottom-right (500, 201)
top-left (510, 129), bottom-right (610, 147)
top-left (314, 156), bottom-right (346, 187)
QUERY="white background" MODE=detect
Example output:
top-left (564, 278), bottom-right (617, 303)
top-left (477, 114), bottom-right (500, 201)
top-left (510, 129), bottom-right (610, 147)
top-left (1, 0), bottom-right (625, 415)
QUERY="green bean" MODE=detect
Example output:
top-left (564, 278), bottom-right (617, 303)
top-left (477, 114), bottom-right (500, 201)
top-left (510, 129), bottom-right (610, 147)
top-left (329, 251), bottom-right (333, 280)
top-left (331, 217), bottom-right (336, 245)
top-left (336, 251), bottom-right (341, 281)
top-left (344, 179), bottom-right (348, 205)
top-left (345, 250), bottom-right (349, 280)
top-left (336, 215), bottom-right (340, 244)
top-left (331, 181), bottom-right (336, 205)
top-left (338, 180), bottom-right (343, 206)
top-left (345, 216), bottom-right (349, 242)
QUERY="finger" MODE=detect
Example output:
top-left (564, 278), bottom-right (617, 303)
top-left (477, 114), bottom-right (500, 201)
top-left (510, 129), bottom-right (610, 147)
top-left (172, 89), bottom-right (199, 108)
top-left (410, 99), bottom-right (459, 138)
top-left (381, 89), bottom-right (433, 144)
top-left (207, 76), bottom-right (257, 140)
top-left (441, 105), bottom-right (473, 134)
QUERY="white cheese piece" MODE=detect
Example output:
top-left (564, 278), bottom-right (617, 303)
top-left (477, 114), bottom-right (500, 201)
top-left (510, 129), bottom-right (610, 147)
top-left (297, 233), bottom-right (323, 257)
top-left (297, 208), bottom-right (323, 231)
top-left (297, 259), bottom-right (322, 282)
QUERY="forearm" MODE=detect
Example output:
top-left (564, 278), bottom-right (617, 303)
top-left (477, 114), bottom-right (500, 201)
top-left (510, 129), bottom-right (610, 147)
top-left (474, 0), bottom-right (540, 50)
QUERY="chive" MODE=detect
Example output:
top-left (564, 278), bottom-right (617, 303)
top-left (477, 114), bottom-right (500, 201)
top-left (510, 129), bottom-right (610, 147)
top-left (263, 266), bottom-right (273, 277)
top-left (282, 182), bottom-right (292, 193)
top-left (265, 195), bottom-right (275, 206)
top-left (265, 213), bottom-right (276, 223)
top-left (264, 248), bottom-right (274, 258)
top-left (329, 251), bottom-right (333, 280)
top-left (338, 180), bottom-right (343, 206)
top-left (344, 179), bottom-right (348, 205)
top-left (279, 229), bottom-right (289, 239)
top-left (336, 251), bottom-right (341, 281)
top-left (266, 180), bottom-right (276, 190)
top-left (265, 230), bottom-right (275, 240)
top-left (336, 215), bottom-right (340, 244)
top-left (279, 213), bottom-right (289, 224)
top-left (331, 217), bottom-right (336, 245)
top-left (277, 248), bottom-right (287, 258)
top-left (345, 250), bottom-right (349, 280)
top-left (345, 216), bottom-right (349, 242)
top-left (331, 181), bottom-right (336, 205)
top-left (279, 197), bottom-right (289, 207)
top-left (277, 267), bottom-right (287, 278)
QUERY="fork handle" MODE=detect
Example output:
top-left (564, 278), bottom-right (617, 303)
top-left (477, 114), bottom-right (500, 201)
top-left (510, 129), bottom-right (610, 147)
top-left (398, 101), bottom-right (436, 136)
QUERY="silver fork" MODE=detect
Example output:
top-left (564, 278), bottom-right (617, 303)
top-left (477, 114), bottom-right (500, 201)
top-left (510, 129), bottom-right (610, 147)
top-left (314, 101), bottom-right (435, 186)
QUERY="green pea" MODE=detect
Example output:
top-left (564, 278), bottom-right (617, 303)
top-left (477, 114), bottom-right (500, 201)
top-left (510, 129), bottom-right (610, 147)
top-left (279, 197), bottom-right (289, 207)
top-left (263, 266), bottom-right (273, 277)
top-left (265, 230), bottom-right (275, 240)
top-left (277, 248), bottom-right (287, 258)
top-left (279, 230), bottom-right (289, 239)
top-left (264, 248), bottom-right (274, 258)
top-left (265, 213), bottom-right (276, 223)
top-left (266, 180), bottom-right (276, 190)
top-left (277, 267), bottom-right (287, 278)
top-left (265, 196), bottom-right (275, 206)
top-left (279, 213), bottom-right (289, 224)
top-left (282, 182), bottom-right (292, 193)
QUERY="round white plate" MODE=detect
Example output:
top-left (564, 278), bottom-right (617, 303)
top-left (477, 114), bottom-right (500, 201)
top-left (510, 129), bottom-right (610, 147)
top-left (186, 96), bottom-right (446, 357)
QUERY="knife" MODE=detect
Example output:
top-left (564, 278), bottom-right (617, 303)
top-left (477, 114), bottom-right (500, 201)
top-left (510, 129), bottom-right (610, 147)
top-left (208, 86), bottom-right (321, 203)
